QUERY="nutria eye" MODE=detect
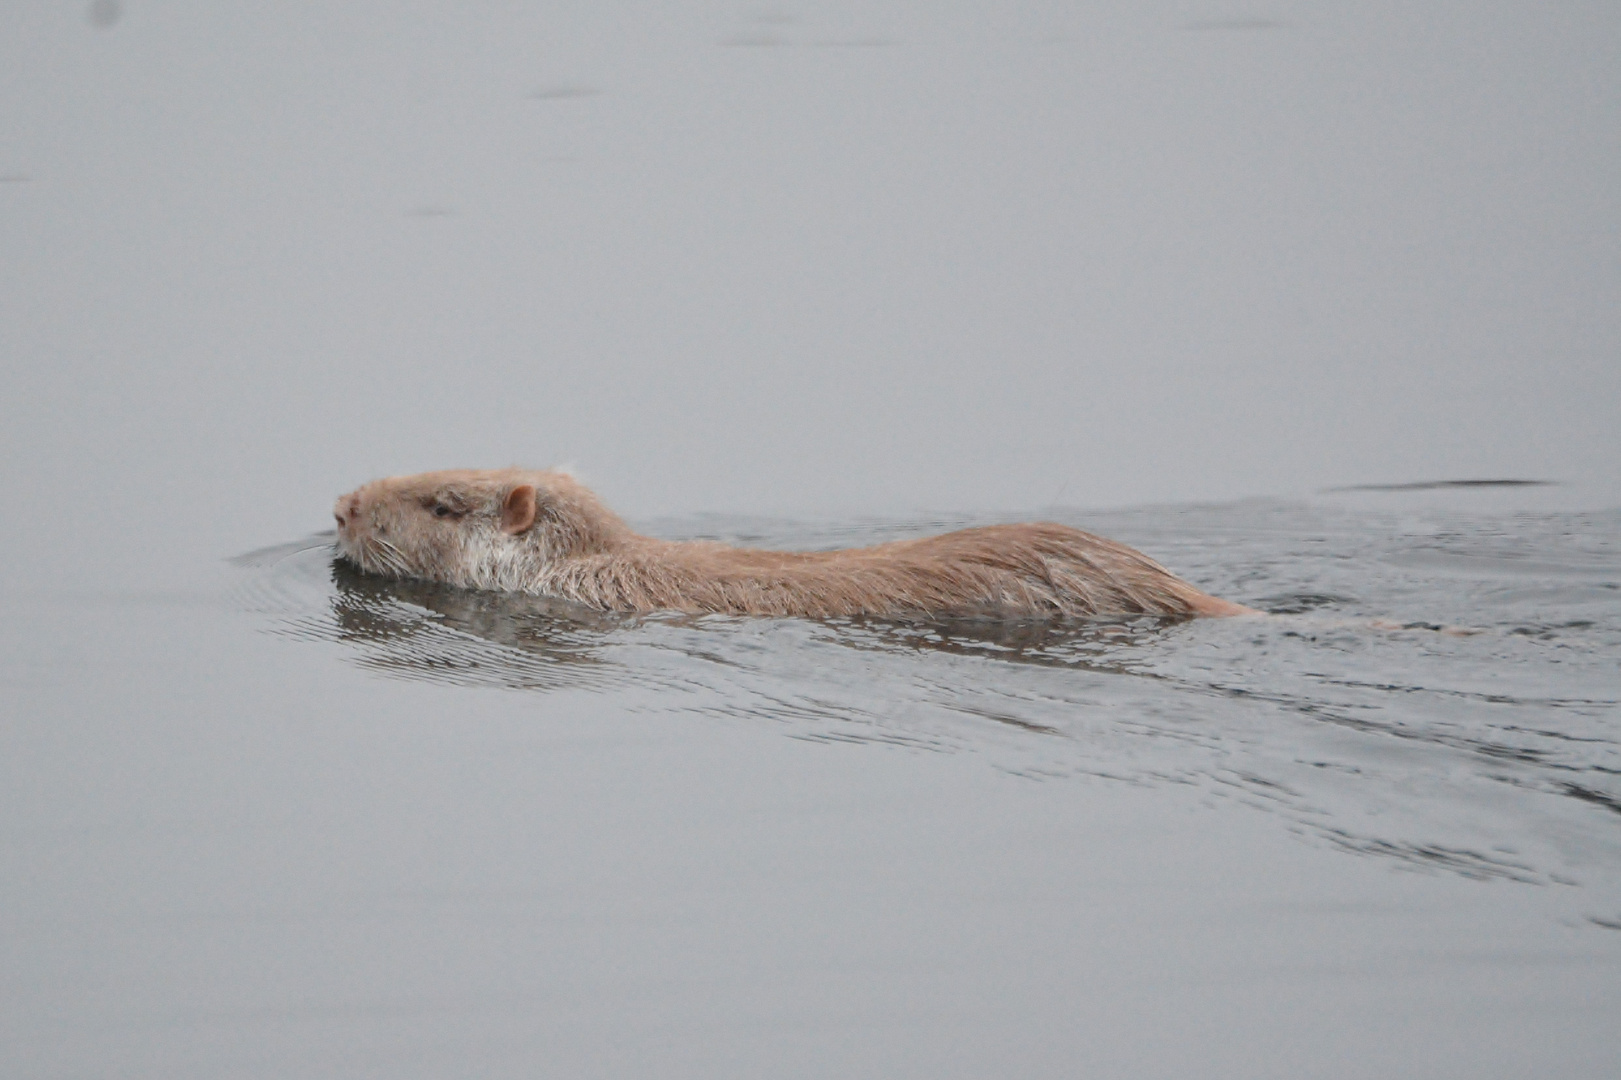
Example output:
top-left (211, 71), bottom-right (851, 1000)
top-left (432, 504), bottom-right (454, 518)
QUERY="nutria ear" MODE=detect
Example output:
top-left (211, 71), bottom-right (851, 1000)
top-left (500, 485), bottom-right (538, 535)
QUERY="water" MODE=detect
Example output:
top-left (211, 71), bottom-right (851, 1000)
top-left (5, 1), bottom-right (1621, 1074)
top-left (241, 499), bottom-right (1621, 909)
top-left (8, 494), bottom-right (1620, 1077)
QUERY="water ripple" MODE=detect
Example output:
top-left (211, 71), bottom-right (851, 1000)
top-left (234, 503), bottom-right (1621, 912)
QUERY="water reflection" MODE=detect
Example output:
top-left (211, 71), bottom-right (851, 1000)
top-left (825, 612), bottom-right (1181, 674)
top-left (314, 548), bottom-right (1187, 692)
top-left (324, 560), bottom-right (624, 690)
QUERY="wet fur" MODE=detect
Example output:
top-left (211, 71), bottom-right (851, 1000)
top-left (333, 468), bottom-right (1255, 620)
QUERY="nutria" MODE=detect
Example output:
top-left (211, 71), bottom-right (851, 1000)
top-left (332, 468), bottom-right (1257, 620)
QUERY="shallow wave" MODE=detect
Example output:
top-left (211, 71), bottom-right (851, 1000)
top-left (233, 502), bottom-right (1621, 922)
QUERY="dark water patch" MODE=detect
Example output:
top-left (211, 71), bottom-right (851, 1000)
top-left (86, 0), bottom-right (121, 29)
top-left (943, 703), bottom-right (1066, 737)
top-left (1321, 834), bottom-right (1543, 884)
top-left (1509, 620), bottom-right (1596, 639)
top-left (1564, 784), bottom-right (1621, 817)
top-left (1255, 592), bottom-right (1354, 614)
top-left (1330, 479), bottom-right (1557, 492)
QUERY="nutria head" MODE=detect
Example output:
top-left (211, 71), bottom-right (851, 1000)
top-left (333, 468), bottom-right (630, 590)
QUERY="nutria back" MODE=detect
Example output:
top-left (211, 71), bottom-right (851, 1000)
top-left (333, 468), bottom-right (1254, 619)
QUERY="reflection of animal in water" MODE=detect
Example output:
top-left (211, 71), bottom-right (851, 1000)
top-left (319, 556), bottom-right (1183, 699)
top-left (333, 468), bottom-right (1258, 620)
top-left (325, 559), bottom-right (623, 691)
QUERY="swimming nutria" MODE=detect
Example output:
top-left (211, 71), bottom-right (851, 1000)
top-left (332, 468), bottom-right (1258, 619)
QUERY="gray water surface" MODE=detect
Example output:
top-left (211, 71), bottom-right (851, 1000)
top-left (7, 497), bottom-right (1620, 1078)
top-left (4, 1), bottom-right (1620, 1075)
top-left (244, 501), bottom-right (1621, 906)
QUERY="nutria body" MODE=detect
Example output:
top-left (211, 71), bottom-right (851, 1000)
top-left (332, 468), bottom-right (1256, 620)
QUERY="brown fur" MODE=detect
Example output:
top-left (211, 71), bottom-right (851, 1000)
top-left (333, 468), bottom-right (1257, 619)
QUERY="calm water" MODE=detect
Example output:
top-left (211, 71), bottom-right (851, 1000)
top-left (242, 499), bottom-right (1621, 910)
top-left (5, 2), bottom-right (1620, 1075)
top-left (5, 498), bottom-right (1620, 1076)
